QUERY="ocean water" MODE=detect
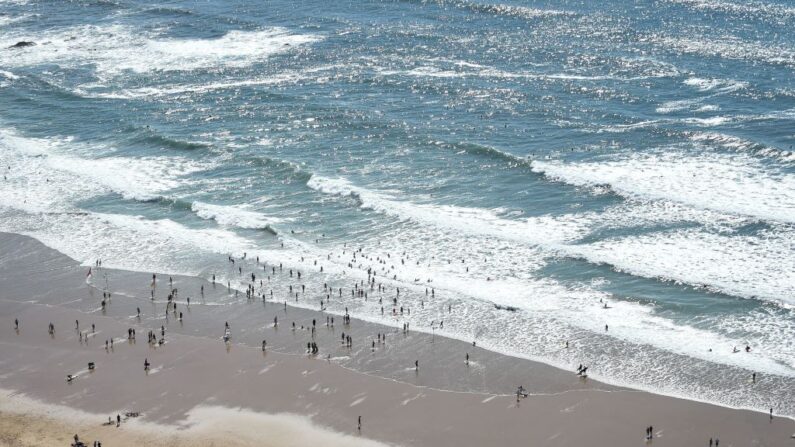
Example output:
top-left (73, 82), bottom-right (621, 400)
top-left (1, 0), bottom-right (794, 416)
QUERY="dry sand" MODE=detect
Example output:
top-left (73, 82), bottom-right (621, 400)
top-left (0, 232), bottom-right (793, 447)
top-left (0, 390), bottom-right (389, 447)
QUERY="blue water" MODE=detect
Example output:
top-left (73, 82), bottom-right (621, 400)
top-left (1, 0), bottom-right (794, 415)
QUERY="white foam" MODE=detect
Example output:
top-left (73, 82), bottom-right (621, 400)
top-left (0, 13), bottom-right (30, 27)
top-left (306, 175), bottom-right (753, 292)
top-left (376, 58), bottom-right (677, 83)
top-left (59, 155), bottom-right (206, 201)
top-left (695, 104), bottom-right (720, 112)
top-left (0, 127), bottom-right (246, 274)
top-left (77, 64), bottom-right (341, 99)
top-left (683, 77), bottom-right (747, 92)
top-left (192, 201), bottom-right (283, 230)
top-left (304, 173), bottom-right (790, 306)
top-left (79, 73), bottom-right (307, 99)
top-left (652, 34), bottom-right (795, 68)
top-left (691, 131), bottom-right (756, 150)
top-left (307, 175), bottom-right (588, 244)
top-left (656, 98), bottom-right (707, 114)
top-left (0, 24), bottom-right (322, 77)
top-left (0, 128), bottom-right (208, 203)
top-left (0, 210), bottom-right (255, 276)
top-left (438, 0), bottom-right (572, 19)
top-left (666, 0), bottom-right (795, 18)
top-left (596, 119), bottom-right (661, 133)
top-left (531, 151), bottom-right (795, 224)
top-left (570, 227), bottom-right (795, 305)
top-left (681, 116), bottom-right (733, 126)
top-left (310, 226), bottom-right (795, 380)
top-left (309, 173), bottom-right (793, 330)
top-left (0, 69), bottom-right (18, 80)
top-left (684, 77), bottom-right (723, 91)
top-left (690, 131), bottom-right (795, 162)
top-left (656, 78), bottom-right (745, 114)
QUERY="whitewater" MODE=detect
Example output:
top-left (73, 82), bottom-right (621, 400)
top-left (0, 0), bottom-right (793, 418)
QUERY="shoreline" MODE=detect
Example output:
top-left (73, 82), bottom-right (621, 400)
top-left (1, 231), bottom-right (794, 446)
top-left (21, 232), bottom-right (791, 422)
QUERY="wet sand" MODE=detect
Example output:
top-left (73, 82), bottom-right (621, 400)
top-left (0, 232), bottom-right (793, 446)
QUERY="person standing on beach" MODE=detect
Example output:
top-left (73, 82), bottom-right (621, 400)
top-left (358, 415), bottom-right (361, 431)
top-left (14, 318), bottom-right (18, 330)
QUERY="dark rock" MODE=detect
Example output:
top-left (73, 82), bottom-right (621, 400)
top-left (9, 41), bottom-right (35, 48)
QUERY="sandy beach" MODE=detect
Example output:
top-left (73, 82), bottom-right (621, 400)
top-left (0, 231), bottom-right (793, 446)
top-left (2, 0), bottom-right (795, 441)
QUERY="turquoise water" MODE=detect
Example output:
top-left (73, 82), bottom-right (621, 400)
top-left (1, 0), bottom-right (794, 415)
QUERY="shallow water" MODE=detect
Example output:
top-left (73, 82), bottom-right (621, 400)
top-left (0, 0), bottom-right (793, 416)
